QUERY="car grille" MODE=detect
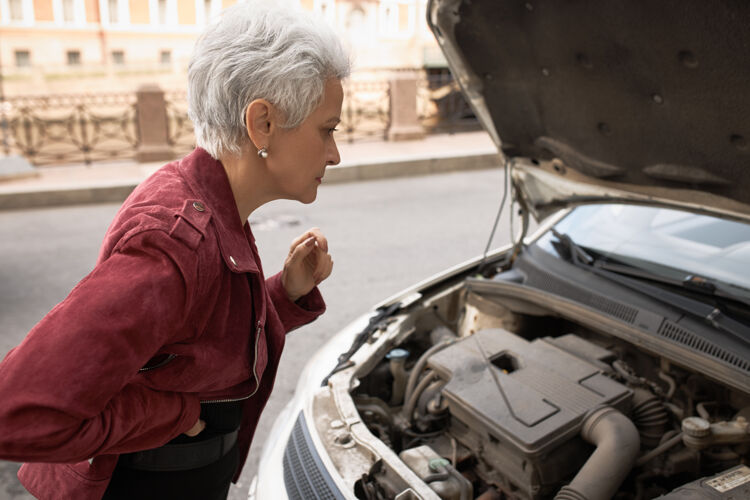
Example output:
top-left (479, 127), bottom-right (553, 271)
top-left (283, 412), bottom-right (345, 500)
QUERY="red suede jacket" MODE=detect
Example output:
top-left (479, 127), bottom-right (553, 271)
top-left (0, 148), bottom-right (325, 499)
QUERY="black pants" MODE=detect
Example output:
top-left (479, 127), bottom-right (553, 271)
top-left (102, 442), bottom-right (239, 500)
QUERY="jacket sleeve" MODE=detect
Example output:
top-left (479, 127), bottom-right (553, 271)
top-left (266, 272), bottom-right (326, 333)
top-left (0, 229), bottom-right (202, 463)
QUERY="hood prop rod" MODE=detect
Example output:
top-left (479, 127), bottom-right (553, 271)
top-left (478, 157), bottom-right (512, 276)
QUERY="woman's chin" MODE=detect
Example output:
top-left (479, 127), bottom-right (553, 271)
top-left (296, 190), bottom-right (318, 204)
top-left (303, 184), bottom-right (321, 204)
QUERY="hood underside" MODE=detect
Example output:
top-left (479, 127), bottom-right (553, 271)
top-left (427, 0), bottom-right (750, 221)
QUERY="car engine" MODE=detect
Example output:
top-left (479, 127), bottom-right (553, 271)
top-left (426, 328), bottom-right (634, 499)
top-left (350, 289), bottom-right (750, 500)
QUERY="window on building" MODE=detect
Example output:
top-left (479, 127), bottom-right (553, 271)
top-left (62, 0), bottom-right (76, 22)
top-left (346, 6), bottom-right (366, 41)
top-left (379, 1), bottom-right (414, 38)
top-left (157, 0), bottom-right (167, 23)
top-left (382, 4), bottom-right (397, 33)
top-left (111, 50), bottom-right (124, 65)
top-left (202, 0), bottom-right (211, 21)
top-left (66, 50), bottom-right (81, 66)
top-left (108, 0), bottom-right (118, 23)
top-left (198, 0), bottom-right (218, 25)
top-left (8, 0), bottom-right (24, 21)
top-left (14, 50), bottom-right (31, 67)
top-left (314, 0), bottom-right (335, 24)
top-left (347, 7), bottom-right (364, 28)
top-left (160, 50), bottom-right (171, 65)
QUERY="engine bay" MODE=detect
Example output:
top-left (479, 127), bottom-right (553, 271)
top-left (349, 284), bottom-right (750, 500)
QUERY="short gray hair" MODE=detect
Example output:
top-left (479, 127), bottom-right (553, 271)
top-left (188, 0), bottom-right (351, 159)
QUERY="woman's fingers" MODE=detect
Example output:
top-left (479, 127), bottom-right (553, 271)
top-left (184, 418), bottom-right (206, 437)
top-left (313, 250), bottom-right (333, 284)
top-left (312, 229), bottom-right (329, 253)
top-left (289, 228), bottom-right (328, 255)
top-left (289, 230), bottom-right (314, 253)
top-left (283, 228), bottom-right (333, 294)
top-left (288, 236), bottom-right (317, 267)
top-left (321, 257), bottom-right (333, 283)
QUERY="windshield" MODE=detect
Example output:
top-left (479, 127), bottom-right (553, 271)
top-left (536, 204), bottom-right (750, 292)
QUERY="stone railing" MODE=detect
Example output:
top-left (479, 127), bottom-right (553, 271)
top-left (0, 70), bottom-right (477, 166)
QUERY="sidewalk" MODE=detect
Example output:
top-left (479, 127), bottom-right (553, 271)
top-left (0, 131), bottom-right (499, 210)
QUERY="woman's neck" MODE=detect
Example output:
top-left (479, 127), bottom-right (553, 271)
top-left (219, 151), bottom-right (275, 224)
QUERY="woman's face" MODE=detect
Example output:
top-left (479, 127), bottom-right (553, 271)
top-left (267, 78), bottom-right (344, 204)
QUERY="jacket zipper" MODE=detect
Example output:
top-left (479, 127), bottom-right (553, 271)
top-left (201, 321), bottom-right (262, 404)
top-left (138, 354), bottom-right (177, 372)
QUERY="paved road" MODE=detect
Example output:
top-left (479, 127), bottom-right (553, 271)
top-left (0, 167), bottom-right (518, 500)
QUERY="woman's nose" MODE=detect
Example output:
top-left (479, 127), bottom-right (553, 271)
top-left (327, 140), bottom-right (341, 166)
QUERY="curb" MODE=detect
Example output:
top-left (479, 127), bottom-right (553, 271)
top-left (0, 151), bottom-right (500, 211)
top-left (325, 151), bottom-right (499, 183)
top-left (0, 183), bottom-right (139, 211)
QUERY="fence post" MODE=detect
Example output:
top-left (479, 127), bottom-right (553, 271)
top-left (135, 84), bottom-right (174, 162)
top-left (387, 71), bottom-right (425, 141)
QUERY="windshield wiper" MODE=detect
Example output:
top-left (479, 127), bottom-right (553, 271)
top-left (590, 259), bottom-right (750, 309)
top-left (550, 229), bottom-right (595, 266)
top-left (550, 229), bottom-right (750, 344)
top-left (321, 301), bottom-right (402, 386)
top-left (550, 228), bottom-right (750, 307)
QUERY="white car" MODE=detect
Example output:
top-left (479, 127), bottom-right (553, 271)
top-left (251, 1), bottom-right (750, 499)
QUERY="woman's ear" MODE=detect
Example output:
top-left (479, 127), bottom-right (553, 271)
top-left (245, 99), bottom-right (274, 150)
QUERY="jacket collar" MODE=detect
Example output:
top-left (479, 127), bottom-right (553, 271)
top-left (179, 148), bottom-right (259, 274)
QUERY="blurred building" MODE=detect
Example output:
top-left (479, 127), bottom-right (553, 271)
top-left (0, 0), bottom-right (446, 95)
top-left (302, 0), bottom-right (445, 70)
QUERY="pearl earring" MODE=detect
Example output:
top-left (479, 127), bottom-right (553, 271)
top-left (257, 147), bottom-right (268, 159)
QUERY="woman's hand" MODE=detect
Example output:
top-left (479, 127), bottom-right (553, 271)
top-left (184, 418), bottom-right (205, 437)
top-left (281, 228), bottom-right (333, 302)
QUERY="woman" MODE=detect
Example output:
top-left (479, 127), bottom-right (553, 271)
top-left (0, 1), bottom-right (350, 498)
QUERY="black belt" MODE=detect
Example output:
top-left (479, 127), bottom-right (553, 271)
top-left (118, 429), bottom-right (239, 472)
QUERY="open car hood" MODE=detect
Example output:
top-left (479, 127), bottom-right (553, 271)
top-left (427, 0), bottom-right (750, 222)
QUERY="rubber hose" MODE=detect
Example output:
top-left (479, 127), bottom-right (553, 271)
top-left (554, 407), bottom-right (640, 500)
top-left (403, 341), bottom-right (453, 406)
top-left (403, 370), bottom-right (437, 423)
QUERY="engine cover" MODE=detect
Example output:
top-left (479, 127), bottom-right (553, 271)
top-left (427, 329), bottom-right (631, 497)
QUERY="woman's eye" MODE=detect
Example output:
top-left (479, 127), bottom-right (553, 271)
top-left (328, 128), bottom-right (338, 135)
